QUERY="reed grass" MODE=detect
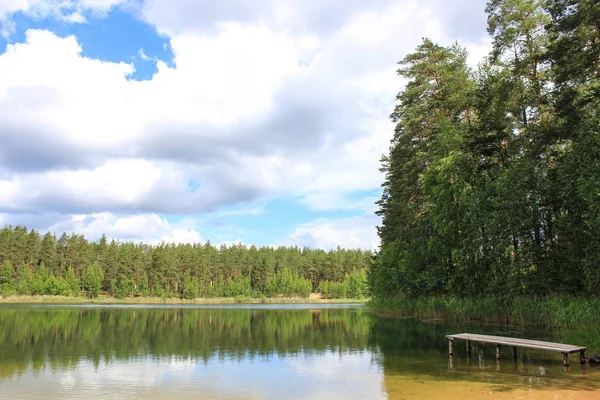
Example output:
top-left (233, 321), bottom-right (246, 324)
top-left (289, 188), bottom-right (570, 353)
top-left (369, 296), bottom-right (600, 329)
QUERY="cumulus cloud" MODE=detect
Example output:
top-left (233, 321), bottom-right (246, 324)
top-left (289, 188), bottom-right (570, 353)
top-left (140, 0), bottom-right (395, 37)
top-left (0, 0), bottom-right (128, 36)
top-left (45, 212), bottom-right (203, 244)
top-left (0, 10), bottom-right (423, 215)
top-left (279, 212), bottom-right (380, 251)
top-left (0, 0), bottom-right (128, 19)
top-left (0, 0), bottom-right (490, 247)
top-left (140, 0), bottom-right (487, 43)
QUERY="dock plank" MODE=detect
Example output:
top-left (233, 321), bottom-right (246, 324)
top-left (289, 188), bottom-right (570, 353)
top-left (446, 333), bottom-right (586, 353)
top-left (446, 333), bottom-right (587, 366)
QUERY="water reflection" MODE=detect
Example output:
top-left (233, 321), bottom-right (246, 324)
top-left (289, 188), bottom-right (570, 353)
top-left (369, 316), bottom-right (600, 399)
top-left (0, 306), bottom-right (370, 373)
top-left (0, 305), bottom-right (598, 399)
top-left (2, 353), bottom-right (384, 400)
top-left (0, 305), bottom-right (383, 399)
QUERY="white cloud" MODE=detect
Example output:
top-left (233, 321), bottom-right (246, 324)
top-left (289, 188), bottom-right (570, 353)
top-left (217, 206), bottom-right (265, 217)
top-left (62, 11), bottom-right (87, 23)
top-left (0, 0), bottom-right (491, 248)
top-left (0, 0), bottom-right (128, 19)
top-left (0, 0), bottom-right (128, 36)
top-left (280, 212), bottom-right (380, 251)
top-left (467, 37), bottom-right (493, 69)
top-left (0, 28), bottom-right (299, 214)
top-left (138, 48), bottom-right (151, 61)
top-left (0, 159), bottom-right (168, 213)
top-left (218, 238), bottom-right (247, 248)
top-left (0, 23), bottom-right (374, 215)
top-left (45, 212), bottom-right (203, 244)
top-left (156, 229), bottom-right (203, 245)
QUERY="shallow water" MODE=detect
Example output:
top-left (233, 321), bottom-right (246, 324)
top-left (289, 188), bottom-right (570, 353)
top-left (0, 304), bottom-right (598, 399)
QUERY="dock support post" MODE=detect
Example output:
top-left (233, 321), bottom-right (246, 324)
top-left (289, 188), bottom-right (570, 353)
top-left (512, 346), bottom-right (517, 359)
top-left (449, 339), bottom-right (454, 356)
top-left (496, 344), bottom-right (501, 360)
top-left (563, 353), bottom-right (569, 367)
top-left (466, 340), bottom-right (471, 355)
top-left (580, 350), bottom-right (586, 364)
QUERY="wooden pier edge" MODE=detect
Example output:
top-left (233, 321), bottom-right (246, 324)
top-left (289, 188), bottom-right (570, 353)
top-left (446, 333), bottom-right (587, 367)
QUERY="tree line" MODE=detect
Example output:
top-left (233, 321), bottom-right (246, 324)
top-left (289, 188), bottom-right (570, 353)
top-left (371, 0), bottom-right (600, 298)
top-left (0, 225), bottom-right (371, 299)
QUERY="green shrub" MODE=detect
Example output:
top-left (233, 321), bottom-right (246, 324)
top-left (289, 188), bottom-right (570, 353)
top-left (111, 276), bottom-right (135, 299)
top-left (182, 274), bottom-right (200, 299)
top-left (83, 264), bottom-right (104, 298)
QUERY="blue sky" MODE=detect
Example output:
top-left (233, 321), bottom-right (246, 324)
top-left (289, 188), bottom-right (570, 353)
top-left (1, 8), bottom-right (175, 81)
top-left (0, 0), bottom-right (489, 249)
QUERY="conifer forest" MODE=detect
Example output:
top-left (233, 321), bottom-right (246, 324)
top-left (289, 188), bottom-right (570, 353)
top-left (371, 0), bottom-right (600, 300)
top-left (0, 226), bottom-right (371, 299)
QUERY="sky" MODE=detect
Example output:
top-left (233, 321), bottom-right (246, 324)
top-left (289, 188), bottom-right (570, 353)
top-left (0, 0), bottom-right (491, 250)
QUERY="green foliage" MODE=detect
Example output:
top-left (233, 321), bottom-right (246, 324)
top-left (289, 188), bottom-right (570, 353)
top-left (319, 280), bottom-right (347, 299)
top-left (111, 276), bottom-right (135, 299)
top-left (43, 274), bottom-right (71, 296)
top-left (83, 264), bottom-right (104, 298)
top-left (151, 283), bottom-right (166, 299)
top-left (0, 260), bottom-right (15, 295)
top-left (15, 262), bottom-right (33, 295)
top-left (346, 269), bottom-right (368, 299)
top-left (224, 275), bottom-right (252, 298)
top-left (138, 272), bottom-right (150, 296)
top-left (0, 225), bottom-right (371, 300)
top-left (319, 270), bottom-right (369, 299)
top-left (31, 263), bottom-right (50, 295)
top-left (263, 268), bottom-right (312, 298)
top-left (369, 295), bottom-right (600, 329)
top-left (0, 260), bottom-right (12, 285)
top-left (64, 267), bottom-right (80, 296)
top-left (373, 0), bottom-right (600, 301)
top-left (211, 275), bottom-right (226, 297)
top-left (182, 274), bottom-right (199, 299)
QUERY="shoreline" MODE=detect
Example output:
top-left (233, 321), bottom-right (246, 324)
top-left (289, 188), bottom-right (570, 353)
top-left (368, 296), bottom-right (600, 328)
top-left (0, 295), bottom-right (367, 305)
top-left (369, 296), bottom-right (600, 353)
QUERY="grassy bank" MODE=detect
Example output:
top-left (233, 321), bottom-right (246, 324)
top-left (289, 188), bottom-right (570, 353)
top-left (369, 296), bottom-right (600, 329)
top-left (0, 295), bottom-right (367, 305)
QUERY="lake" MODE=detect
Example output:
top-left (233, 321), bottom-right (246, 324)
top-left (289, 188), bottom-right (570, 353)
top-left (0, 304), bottom-right (598, 399)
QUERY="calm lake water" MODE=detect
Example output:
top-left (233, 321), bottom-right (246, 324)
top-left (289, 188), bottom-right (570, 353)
top-left (0, 304), bottom-right (598, 399)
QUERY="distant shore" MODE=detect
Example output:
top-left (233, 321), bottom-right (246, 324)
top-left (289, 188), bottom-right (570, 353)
top-left (0, 295), bottom-right (367, 305)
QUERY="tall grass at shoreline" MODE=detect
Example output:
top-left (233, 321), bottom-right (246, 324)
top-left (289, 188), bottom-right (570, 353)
top-left (369, 296), bottom-right (600, 329)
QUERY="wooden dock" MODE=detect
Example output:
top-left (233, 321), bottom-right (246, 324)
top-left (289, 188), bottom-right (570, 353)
top-left (446, 333), bottom-right (587, 366)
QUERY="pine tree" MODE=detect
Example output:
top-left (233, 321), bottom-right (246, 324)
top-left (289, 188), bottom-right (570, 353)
top-left (83, 263), bottom-right (104, 298)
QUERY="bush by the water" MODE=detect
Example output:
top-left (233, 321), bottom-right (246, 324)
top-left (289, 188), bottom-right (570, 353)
top-left (1, 261), bottom-right (80, 297)
top-left (319, 270), bottom-right (368, 299)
